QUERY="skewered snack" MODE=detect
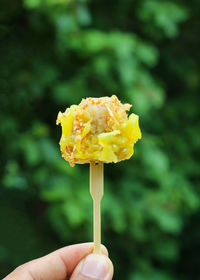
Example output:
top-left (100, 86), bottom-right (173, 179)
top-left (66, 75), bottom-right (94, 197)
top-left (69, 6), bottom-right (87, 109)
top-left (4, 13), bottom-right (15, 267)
top-left (57, 95), bottom-right (142, 253)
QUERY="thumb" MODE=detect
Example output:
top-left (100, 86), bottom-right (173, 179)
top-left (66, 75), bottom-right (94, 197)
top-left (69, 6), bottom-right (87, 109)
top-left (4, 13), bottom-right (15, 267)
top-left (70, 253), bottom-right (113, 280)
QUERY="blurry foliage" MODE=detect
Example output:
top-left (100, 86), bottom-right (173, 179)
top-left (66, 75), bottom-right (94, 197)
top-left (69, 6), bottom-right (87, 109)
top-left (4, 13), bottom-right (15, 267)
top-left (0, 0), bottom-right (200, 279)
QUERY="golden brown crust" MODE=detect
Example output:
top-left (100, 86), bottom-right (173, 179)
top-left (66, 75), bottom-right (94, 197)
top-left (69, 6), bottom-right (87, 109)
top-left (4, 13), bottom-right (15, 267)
top-left (57, 95), bottom-right (141, 166)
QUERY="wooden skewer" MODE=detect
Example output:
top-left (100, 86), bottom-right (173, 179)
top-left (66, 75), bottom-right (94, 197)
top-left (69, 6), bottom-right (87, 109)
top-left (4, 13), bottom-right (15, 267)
top-left (90, 162), bottom-right (104, 254)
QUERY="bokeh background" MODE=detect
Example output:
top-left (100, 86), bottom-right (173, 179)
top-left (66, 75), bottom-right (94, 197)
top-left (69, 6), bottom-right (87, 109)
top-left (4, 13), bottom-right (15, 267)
top-left (0, 0), bottom-right (200, 279)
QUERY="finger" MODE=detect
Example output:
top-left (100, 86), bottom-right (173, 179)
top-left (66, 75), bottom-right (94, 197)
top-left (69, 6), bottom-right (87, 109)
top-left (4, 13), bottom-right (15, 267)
top-left (4, 243), bottom-right (108, 280)
top-left (70, 253), bottom-right (114, 280)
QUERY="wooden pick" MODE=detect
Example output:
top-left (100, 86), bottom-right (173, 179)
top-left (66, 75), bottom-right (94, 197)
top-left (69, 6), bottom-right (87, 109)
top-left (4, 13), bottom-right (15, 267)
top-left (90, 162), bottom-right (104, 254)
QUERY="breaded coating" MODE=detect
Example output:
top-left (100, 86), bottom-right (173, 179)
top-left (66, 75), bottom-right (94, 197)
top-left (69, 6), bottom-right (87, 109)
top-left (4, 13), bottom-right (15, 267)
top-left (57, 95), bottom-right (141, 166)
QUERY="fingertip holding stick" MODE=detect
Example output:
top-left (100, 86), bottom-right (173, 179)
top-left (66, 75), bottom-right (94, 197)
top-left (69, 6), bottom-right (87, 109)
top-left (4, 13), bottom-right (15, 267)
top-left (90, 162), bottom-right (104, 254)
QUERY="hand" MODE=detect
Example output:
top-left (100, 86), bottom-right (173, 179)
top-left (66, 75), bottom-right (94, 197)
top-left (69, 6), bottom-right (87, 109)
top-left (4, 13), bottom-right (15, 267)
top-left (3, 243), bottom-right (113, 280)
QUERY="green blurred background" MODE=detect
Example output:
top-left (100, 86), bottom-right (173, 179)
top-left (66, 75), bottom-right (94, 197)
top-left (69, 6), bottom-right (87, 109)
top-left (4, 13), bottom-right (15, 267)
top-left (0, 0), bottom-right (200, 279)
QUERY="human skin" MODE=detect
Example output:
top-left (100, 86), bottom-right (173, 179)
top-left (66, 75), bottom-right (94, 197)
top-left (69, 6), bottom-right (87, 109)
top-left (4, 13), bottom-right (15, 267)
top-left (3, 243), bottom-right (113, 280)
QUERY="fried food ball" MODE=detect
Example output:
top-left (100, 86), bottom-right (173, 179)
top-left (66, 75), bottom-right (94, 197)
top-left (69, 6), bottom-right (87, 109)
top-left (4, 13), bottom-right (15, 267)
top-left (56, 95), bottom-right (141, 166)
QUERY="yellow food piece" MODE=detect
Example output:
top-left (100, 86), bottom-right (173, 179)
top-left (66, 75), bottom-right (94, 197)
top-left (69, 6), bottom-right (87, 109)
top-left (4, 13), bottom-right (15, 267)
top-left (56, 95), bottom-right (142, 166)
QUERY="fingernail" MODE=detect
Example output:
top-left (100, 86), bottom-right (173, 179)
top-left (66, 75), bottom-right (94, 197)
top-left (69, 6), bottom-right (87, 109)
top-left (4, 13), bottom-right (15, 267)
top-left (81, 254), bottom-right (109, 279)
